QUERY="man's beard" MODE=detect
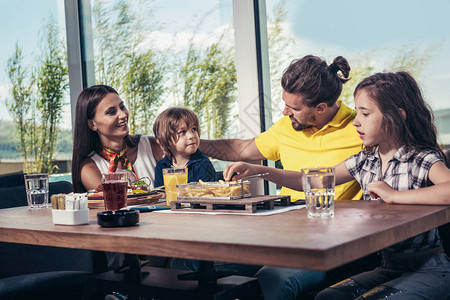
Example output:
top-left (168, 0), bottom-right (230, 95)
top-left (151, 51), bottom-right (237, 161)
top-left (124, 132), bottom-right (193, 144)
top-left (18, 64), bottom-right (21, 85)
top-left (290, 116), bottom-right (315, 131)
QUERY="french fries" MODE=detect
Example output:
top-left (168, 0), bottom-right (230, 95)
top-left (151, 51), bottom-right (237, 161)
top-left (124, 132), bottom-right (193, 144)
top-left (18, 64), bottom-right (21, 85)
top-left (178, 181), bottom-right (250, 198)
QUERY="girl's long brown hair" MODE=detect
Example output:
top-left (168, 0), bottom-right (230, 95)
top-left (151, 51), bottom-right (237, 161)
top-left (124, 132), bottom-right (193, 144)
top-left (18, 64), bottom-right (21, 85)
top-left (354, 71), bottom-right (448, 165)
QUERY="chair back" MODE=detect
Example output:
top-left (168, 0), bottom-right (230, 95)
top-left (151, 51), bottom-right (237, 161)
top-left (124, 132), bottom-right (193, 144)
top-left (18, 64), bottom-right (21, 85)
top-left (0, 176), bottom-right (73, 209)
top-left (0, 177), bottom-right (108, 278)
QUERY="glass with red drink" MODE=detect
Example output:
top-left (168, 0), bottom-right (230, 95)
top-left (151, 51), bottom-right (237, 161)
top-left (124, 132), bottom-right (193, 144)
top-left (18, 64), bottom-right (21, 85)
top-left (101, 171), bottom-right (128, 211)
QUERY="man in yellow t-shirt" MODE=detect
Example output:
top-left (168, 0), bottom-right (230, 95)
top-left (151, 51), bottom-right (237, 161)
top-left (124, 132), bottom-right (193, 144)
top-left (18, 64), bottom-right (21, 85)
top-left (255, 100), bottom-right (362, 201)
top-left (202, 55), bottom-right (362, 202)
top-left (196, 55), bottom-right (364, 300)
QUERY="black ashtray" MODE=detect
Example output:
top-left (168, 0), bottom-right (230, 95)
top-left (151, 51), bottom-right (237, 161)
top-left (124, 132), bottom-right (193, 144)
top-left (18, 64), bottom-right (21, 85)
top-left (97, 209), bottom-right (140, 227)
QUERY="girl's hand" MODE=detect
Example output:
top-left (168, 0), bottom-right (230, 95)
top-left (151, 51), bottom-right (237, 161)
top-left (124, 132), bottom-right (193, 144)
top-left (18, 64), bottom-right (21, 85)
top-left (223, 162), bottom-right (260, 181)
top-left (367, 181), bottom-right (399, 204)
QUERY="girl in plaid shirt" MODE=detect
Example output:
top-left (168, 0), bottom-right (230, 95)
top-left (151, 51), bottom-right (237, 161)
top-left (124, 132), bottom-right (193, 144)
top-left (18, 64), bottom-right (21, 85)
top-left (224, 71), bottom-right (450, 299)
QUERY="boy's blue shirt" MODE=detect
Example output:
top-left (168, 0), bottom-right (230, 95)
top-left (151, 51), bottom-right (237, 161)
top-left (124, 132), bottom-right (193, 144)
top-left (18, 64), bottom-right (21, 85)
top-left (154, 149), bottom-right (219, 188)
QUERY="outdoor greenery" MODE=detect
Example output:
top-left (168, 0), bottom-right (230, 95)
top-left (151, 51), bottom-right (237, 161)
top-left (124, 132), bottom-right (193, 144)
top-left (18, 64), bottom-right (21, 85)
top-left (5, 18), bottom-right (68, 173)
top-left (266, 0), bottom-right (295, 115)
top-left (92, 0), bottom-right (239, 138)
top-left (2, 0), bottom-right (440, 169)
top-left (93, 0), bottom-right (165, 135)
top-left (180, 34), bottom-right (237, 139)
top-left (0, 121), bottom-right (72, 160)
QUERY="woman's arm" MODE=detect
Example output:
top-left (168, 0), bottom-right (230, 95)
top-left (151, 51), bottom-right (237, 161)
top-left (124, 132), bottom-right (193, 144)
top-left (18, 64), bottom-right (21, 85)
top-left (80, 158), bottom-right (102, 191)
top-left (149, 136), bottom-right (164, 162)
top-left (368, 161), bottom-right (450, 205)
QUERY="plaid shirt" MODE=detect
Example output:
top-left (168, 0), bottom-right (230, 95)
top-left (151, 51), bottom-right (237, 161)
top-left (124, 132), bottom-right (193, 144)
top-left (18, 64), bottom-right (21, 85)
top-left (345, 147), bottom-right (443, 253)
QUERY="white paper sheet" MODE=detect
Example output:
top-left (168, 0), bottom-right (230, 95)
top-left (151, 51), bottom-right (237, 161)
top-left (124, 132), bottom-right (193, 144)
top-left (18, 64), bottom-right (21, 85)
top-left (155, 204), bottom-right (305, 216)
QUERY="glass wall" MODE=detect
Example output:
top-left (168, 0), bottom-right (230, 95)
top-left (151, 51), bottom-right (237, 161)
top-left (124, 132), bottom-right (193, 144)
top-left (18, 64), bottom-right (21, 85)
top-left (0, 0), bottom-right (71, 174)
top-left (265, 0), bottom-right (450, 148)
top-left (2, 0), bottom-right (449, 176)
top-left (87, 0), bottom-right (236, 140)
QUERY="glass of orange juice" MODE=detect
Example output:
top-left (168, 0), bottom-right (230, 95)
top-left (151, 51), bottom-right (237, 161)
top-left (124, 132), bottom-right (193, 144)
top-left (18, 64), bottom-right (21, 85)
top-left (163, 168), bottom-right (188, 205)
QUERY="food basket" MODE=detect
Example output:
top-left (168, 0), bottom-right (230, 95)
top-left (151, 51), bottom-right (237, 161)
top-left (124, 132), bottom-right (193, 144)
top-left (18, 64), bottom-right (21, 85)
top-left (177, 181), bottom-right (251, 200)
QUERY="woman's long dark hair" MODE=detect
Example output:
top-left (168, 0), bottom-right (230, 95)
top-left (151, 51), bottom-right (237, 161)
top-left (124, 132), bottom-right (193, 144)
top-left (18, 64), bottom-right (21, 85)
top-left (281, 55), bottom-right (351, 107)
top-left (71, 85), bottom-right (139, 192)
top-left (354, 71), bottom-right (447, 165)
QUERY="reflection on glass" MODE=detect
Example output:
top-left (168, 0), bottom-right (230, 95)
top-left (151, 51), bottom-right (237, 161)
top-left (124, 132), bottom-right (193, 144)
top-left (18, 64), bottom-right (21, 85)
top-left (90, 0), bottom-right (236, 139)
top-left (266, 0), bottom-right (450, 147)
top-left (0, 1), bottom-right (71, 174)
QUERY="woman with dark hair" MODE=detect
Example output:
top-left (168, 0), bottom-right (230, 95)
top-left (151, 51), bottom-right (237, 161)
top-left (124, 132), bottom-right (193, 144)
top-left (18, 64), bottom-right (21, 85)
top-left (71, 85), bottom-right (163, 193)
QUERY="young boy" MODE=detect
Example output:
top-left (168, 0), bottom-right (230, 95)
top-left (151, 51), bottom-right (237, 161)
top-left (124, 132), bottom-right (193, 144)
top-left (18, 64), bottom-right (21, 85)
top-left (153, 107), bottom-right (218, 188)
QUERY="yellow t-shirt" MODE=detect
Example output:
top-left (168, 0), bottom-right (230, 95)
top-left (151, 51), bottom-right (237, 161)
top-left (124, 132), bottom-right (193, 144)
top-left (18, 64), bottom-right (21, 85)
top-left (255, 102), bottom-right (363, 201)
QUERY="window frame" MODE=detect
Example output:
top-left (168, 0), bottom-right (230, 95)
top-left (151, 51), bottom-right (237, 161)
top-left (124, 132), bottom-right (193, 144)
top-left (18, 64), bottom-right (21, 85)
top-left (64, 0), bottom-right (275, 194)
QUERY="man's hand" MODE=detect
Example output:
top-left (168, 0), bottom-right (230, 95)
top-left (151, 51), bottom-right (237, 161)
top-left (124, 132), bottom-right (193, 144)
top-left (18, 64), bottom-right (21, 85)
top-left (367, 181), bottom-right (399, 204)
top-left (223, 162), bottom-right (262, 181)
top-left (223, 161), bottom-right (303, 191)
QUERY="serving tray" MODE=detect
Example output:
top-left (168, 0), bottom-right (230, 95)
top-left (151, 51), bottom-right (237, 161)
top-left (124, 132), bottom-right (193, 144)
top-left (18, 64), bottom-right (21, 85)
top-left (88, 192), bottom-right (162, 208)
top-left (170, 195), bottom-right (290, 213)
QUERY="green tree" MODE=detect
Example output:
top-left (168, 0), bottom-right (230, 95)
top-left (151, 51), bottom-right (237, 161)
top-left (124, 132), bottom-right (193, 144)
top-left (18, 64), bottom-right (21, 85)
top-left (93, 1), bottom-right (238, 139)
top-left (35, 17), bottom-right (69, 173)
top-left (124, 50), bottom-right (165, 135)
top-left (5, 18), bottom-right (68, 174)
top-left (180, 33), bottom-right (237, 139)
top-left (93, 0), bottom-right (165, 134)
top-left (93, 0), bottom-right (135, 87)
top-left (5, 43), bottom-right (34, 164)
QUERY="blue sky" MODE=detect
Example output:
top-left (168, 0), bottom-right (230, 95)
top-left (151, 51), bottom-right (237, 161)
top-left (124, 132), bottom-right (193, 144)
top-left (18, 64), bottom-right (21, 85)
top-left (266, 0), bottom-right (450, 112)
top-left (0, 0), bottom-right (64, 81)
top-left (1, 0), bottom-right (449, 129)
top-left (289, 0), bottom-right (450, 48)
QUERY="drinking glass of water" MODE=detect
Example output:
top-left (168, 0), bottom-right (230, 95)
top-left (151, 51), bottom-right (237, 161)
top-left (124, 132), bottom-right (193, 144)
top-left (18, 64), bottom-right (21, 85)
top-left (301, 167), bottom-right (335, 218)
top-left (24, 173), bottom-right (49, 209)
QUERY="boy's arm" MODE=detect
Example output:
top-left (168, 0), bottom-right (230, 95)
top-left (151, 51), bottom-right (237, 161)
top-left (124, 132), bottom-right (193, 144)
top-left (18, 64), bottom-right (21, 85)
top-left (200, 138), bottom-right (266, 161)
top-left (368, 161), bottom-right (450, 205)
top-left (80, 158), bottom-right (102, 191)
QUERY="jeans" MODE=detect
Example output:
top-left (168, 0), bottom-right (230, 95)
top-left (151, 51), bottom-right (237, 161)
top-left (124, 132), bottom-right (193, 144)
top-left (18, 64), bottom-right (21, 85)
top-left (255, 266), bottom-right (325, 300)
top-left (316, 253), bottom-right (450, 300)
top-left (170, 258), bottom-right (326, 300)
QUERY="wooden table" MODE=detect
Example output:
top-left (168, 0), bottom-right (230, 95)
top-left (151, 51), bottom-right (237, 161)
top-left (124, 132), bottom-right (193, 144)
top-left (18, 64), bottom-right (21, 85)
top-left (0, 200), bottom-right (449, 271)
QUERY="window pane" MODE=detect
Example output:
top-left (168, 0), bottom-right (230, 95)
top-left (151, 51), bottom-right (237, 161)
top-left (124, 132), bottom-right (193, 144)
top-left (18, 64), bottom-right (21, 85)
top-left (88, 0), bottom-right (236, 139)
top-left (0, 1), bottom-right (71, 175)
top-left (266, 0), bottom-right (450, 147)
